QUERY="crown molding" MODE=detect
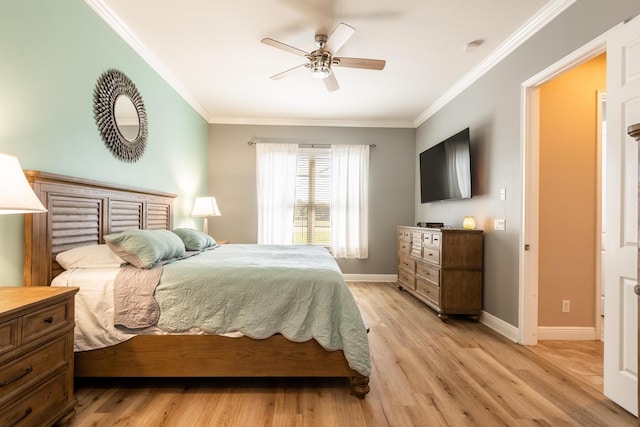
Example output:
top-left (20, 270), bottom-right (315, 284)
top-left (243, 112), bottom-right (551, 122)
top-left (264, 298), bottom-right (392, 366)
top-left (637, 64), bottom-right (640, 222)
top-left (413, 0), bottom-right (577, 127)
top-left (87, 0), bottom-right (575, 129)
top-left (208, 116), bottom-right (415, 128)
top-left (85, 0), bottom-right (211, 120)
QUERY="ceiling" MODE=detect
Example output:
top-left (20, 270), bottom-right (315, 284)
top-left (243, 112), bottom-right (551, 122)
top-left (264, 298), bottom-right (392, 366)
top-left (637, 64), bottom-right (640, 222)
top-left (88, 0), bottom-right (559, 128)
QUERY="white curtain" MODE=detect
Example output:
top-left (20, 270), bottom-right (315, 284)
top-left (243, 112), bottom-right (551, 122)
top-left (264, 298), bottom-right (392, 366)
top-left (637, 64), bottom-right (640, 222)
top-left (331, 144), bottom-right (369, 259)
top-left (256, 143), bottom-right (298, 244)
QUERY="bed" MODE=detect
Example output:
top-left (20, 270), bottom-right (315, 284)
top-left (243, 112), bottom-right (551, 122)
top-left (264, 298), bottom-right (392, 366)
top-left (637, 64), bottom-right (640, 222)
top-left (22, 171), bottom-right (370, 398)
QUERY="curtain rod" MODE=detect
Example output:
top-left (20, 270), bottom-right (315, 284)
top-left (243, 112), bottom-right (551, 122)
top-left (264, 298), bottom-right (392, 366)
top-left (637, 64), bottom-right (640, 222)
top-left (247, 141), bottom-right (376, 148)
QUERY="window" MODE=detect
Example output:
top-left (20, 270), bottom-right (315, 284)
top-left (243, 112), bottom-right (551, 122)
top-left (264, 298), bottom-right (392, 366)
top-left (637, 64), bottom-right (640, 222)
top-left (293, 147), bottom-right (331, 245)
top-left (256, 143), bottom-right (369, 258)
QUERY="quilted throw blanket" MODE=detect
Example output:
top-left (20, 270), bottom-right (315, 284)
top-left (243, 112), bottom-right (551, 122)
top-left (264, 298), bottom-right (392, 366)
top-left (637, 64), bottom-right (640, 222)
top-left (115, 244), bottom-right (371, 376)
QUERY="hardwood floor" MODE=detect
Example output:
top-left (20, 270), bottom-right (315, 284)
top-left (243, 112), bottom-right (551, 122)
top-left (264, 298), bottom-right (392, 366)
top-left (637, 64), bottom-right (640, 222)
top-left (70, 282), bottom-right (635, 426)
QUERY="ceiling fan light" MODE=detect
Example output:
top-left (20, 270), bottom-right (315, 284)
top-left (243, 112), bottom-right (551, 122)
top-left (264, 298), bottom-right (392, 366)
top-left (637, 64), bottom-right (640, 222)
top-left (311, 66), bottom-right (331, 79)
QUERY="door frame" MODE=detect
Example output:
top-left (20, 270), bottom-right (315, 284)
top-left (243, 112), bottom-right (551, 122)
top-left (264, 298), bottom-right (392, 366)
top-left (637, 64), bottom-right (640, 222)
top-left (518, 28), bottom-right (618, 345)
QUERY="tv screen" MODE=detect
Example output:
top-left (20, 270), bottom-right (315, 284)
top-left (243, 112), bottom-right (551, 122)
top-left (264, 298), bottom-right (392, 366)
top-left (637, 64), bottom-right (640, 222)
top-left (419, 128), bottom-right (472, 203)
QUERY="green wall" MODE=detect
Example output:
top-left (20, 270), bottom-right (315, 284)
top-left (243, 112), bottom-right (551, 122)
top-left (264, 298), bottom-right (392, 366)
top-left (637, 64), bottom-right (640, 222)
top-left (0, 0), bottom-right (209, 285)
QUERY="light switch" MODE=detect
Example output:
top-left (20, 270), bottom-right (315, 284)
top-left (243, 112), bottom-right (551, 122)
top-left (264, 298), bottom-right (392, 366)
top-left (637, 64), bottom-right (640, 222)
top-left (500, 188), bottom-right (506, 200)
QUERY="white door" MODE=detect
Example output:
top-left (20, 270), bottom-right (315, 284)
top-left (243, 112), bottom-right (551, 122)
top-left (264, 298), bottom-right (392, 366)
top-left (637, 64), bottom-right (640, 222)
top-left (603, 14), bottom-right (640, 416)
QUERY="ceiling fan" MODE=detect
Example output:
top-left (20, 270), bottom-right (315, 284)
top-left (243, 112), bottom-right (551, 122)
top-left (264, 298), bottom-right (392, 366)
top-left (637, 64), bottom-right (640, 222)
top-left (261, 23), bottom-right (386, 92)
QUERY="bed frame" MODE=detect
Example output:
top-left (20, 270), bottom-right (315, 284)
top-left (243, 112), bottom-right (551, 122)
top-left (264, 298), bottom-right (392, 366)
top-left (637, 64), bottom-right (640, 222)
top-left (22, 171), bottom-right (370, 398)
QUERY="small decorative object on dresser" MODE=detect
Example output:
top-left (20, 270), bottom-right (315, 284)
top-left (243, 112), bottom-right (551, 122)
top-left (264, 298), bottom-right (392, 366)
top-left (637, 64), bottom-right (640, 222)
top-left (397, 225), bottom-right (483, 321)
top-left (0, 286), bottom-right (78, 427)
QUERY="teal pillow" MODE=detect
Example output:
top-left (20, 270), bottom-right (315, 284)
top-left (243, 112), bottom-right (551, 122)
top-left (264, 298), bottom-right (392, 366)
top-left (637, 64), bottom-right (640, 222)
top-left (172, 228), bottom-right (217, 251)
top-left (105, 229), bottom-right (186, 269)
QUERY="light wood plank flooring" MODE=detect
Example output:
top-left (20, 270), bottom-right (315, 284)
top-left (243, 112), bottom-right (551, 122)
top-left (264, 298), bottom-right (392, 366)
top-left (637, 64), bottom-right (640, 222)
top-left (70, 282), bottom-right (635, 426)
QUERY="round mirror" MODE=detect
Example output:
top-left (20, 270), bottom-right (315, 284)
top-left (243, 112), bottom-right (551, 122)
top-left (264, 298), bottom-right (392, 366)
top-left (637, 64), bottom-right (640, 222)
top-left (93, 69), bottom-right (148, 162)
top-left (114, 95), bottom-right (140, 141)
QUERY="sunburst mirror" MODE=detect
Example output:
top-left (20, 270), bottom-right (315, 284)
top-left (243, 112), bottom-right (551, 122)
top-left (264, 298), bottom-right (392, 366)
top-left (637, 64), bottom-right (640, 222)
top-left (93, 69), bottom-right (148, 162)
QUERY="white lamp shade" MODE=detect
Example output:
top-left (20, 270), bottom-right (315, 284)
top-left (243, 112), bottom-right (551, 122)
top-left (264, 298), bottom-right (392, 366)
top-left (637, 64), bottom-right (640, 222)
top-left (0, 153), bottom-right (47, 214)
top-left (191, 197), bottom-right (221, 217)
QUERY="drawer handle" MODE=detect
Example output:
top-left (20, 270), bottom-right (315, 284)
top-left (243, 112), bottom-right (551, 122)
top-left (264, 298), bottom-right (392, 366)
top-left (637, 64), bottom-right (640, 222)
top-left (9, 407), bottom-right (32, 427)
top-left (0, 366), bottom-right (33, 387)
top-left (44, 316), bottom-right (54, 323)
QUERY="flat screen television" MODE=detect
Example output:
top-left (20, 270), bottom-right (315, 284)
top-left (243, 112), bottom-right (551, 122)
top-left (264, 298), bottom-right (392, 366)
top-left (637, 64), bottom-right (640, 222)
top-left (419, 127), bottom-right (472, 203)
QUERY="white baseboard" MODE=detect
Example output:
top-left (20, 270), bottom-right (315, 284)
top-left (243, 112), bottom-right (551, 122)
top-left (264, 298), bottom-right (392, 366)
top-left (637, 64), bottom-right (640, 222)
top-left (536, 326), bottom-right (596, 340)
top-left (343, 274), bottom-right (397, 282)
top-left (479, 310), bottom-right (520, 343)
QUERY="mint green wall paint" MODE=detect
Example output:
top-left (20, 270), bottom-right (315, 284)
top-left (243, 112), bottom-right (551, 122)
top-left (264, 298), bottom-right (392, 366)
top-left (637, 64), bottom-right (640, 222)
top-left (0, 0), bottom-right (209, 285)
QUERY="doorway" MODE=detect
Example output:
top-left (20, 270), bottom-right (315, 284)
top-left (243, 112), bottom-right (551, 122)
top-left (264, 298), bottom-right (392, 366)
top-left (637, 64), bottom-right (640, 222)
top-left (520, 17), bottom-right (640, 416)
top-left (519, 34), bottom-right (608, 347)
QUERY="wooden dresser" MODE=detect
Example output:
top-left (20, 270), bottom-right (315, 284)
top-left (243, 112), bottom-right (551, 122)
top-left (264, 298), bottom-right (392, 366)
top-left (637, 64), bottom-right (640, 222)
top-left (0, 286), bottom-right (78, 427)
top-left (397, 225), bottom-right (483, 321)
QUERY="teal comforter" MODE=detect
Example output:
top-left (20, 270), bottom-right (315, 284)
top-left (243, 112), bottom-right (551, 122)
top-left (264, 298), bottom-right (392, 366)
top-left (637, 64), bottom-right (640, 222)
top-left (155, 244), bottom-right (371, 376)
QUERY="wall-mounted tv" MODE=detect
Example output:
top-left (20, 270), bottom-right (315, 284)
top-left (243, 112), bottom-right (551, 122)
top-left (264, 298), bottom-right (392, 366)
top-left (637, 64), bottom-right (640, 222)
top-left (419, 127), bottom-right (472, 203)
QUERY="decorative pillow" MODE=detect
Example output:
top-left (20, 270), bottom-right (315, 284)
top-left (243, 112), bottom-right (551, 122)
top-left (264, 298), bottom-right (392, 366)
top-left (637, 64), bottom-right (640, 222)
top-left (56, 244), bottom-right (126, 270)
top-left (172, 228), bottom-right (217, 251)
top-left (104, 229), bottom-right (186, 269)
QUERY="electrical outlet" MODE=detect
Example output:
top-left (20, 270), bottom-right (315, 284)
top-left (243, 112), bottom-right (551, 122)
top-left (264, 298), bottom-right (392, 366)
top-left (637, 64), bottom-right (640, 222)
top-left (494, 219), bottom-right (506, 230)
top-left (562, 300), bottom-right (570, 313)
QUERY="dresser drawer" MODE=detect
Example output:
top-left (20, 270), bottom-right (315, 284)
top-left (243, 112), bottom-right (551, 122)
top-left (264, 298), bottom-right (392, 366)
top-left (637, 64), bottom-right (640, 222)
top-left (423, 247), bottom-right (440, 265)
top-left (398, 268), bottom-right (415, 290)
top-left (0, 319), bottom-right (18, 356)
top-left (0, 336), bottom-right (67, 401)
top-left (416, 263), bottom-right (440, 285)
top-left (416, 278), bottom-right (440, 305)
top-left (0, 370), bottom-right (69, 427)
top-left (22, 301), bottom-right (70, 344)
top-left (398, 240), bottom-right (411, 254)
top-left (398, 253), bottom-right (415, 272)
top-left (398, 228), bottom-right (411, 241)
top-left (430, 233), bottom-right (441, 248)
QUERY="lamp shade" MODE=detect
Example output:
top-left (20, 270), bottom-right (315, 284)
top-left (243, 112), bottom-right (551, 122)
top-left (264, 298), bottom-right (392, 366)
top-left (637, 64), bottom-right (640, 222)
top-left (191, 197), bottom-right (221, 217)
top-left (0, 153), bottom-right (47, 214)
top-left (462, 216), bottom-right (476, 230)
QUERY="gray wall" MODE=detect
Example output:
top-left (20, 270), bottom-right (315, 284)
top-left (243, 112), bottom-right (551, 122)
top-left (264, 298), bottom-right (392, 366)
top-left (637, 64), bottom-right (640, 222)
top-left (208, 124), bottom-right (415, 275)
top-left (416, 0), bottom-right (640, 326)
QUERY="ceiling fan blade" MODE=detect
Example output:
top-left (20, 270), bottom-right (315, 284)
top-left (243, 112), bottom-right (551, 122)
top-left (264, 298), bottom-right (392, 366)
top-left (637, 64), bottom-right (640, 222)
top-left (334, 57), bottom-right (386, 70)
top-left (261, 38), bottom-right (309, 57)
top-left (324, 23), bottom-right (355, 53)
top-left (323, 73), bottom-right (339, 92)
top-left (270, 63), bottom-right (308, 80)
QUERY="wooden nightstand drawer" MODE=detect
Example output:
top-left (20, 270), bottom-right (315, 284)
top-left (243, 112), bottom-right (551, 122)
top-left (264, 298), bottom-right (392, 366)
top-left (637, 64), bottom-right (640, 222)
top-left (0, 287), bottom-right (77, 426)
top-left (416, 263), bottom-right (439, 285)
top-left (0, 336), bottom-right (67, 400)
top-left (0, 319), bottom-right (18, 356)
top-left (0, 370), bottom-right (69, 427)
top-left (22, 300), bottom-right (70, 344)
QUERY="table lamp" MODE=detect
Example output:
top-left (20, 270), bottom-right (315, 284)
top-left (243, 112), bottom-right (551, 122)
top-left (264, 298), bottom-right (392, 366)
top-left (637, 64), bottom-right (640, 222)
top-left (0, 153), bottom-right (47, 214)
top-left (191, 196), bottom-right (221, 234)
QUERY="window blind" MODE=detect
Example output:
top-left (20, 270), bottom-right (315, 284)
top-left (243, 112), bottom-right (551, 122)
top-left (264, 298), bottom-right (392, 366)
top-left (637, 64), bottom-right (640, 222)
top-left (293, 147), bottom-right (331, 245)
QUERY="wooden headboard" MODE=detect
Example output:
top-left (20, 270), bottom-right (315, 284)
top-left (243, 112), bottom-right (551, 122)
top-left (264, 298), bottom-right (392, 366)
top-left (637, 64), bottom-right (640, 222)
top-left (23, 171), bottom-right (176, 286)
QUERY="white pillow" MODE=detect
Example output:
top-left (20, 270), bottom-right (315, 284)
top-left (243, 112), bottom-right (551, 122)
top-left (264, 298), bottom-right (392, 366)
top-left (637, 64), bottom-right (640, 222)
top-left (56, 244), bottom-right (126, 270)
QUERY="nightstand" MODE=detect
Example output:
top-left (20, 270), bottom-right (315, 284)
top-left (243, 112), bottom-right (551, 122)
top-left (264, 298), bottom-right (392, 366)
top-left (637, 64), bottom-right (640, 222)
top-left (0, 286), bottom-right (78, 427)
